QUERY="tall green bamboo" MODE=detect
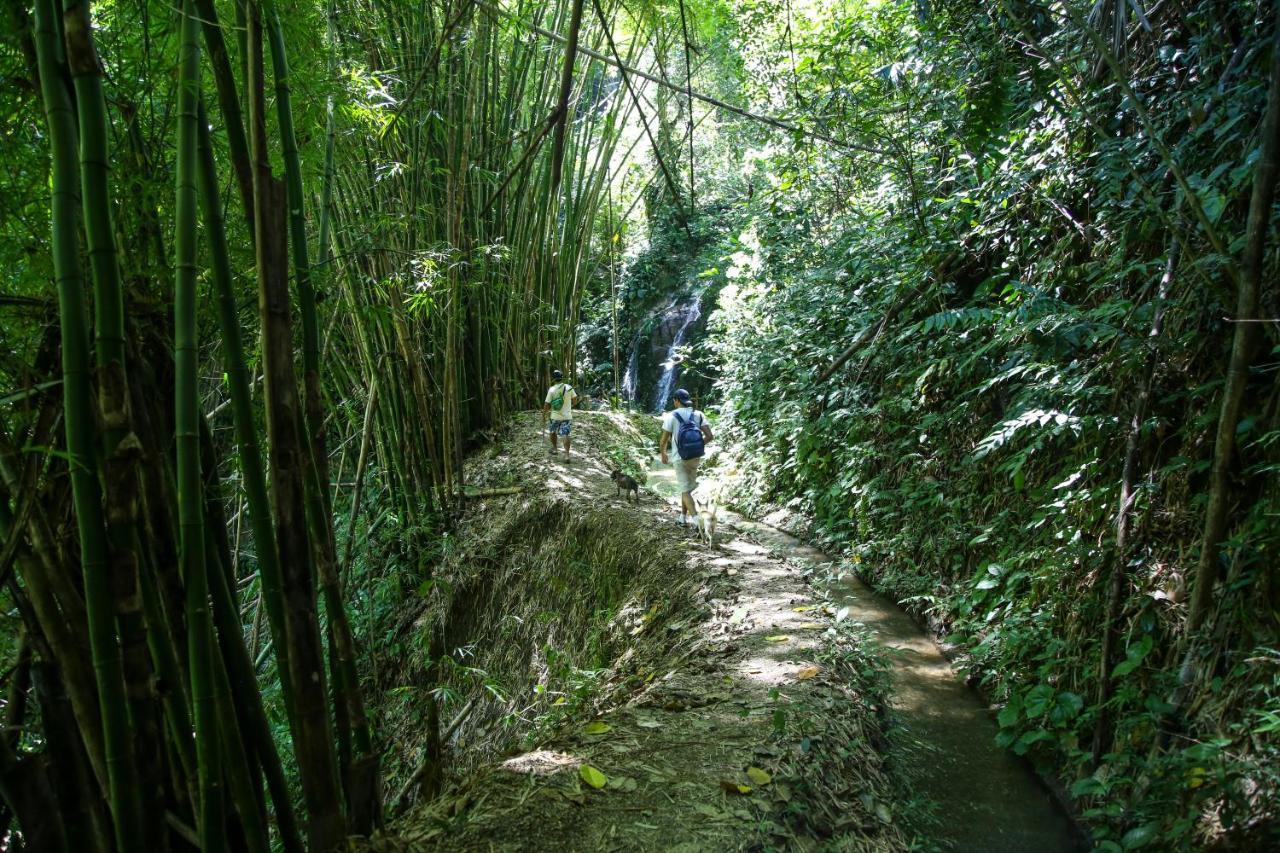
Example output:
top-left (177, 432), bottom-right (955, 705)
top-left (32, 0), bottom-right (142, 847)
top-left (64, 0), bottom-right (164, 835)
top-left (247, 1), bottom-right (346, 845)
top-left (265, 2), bottom-right (378, 825)
top-left (193, 0), bottom-right (255, 229)
top-left (264, 9), bottom-right (325, 467)
top-left (195, 98), bottom-right (295, 713)
top-left (196, 103), bottom-right (305, 852)
top-left (173, 1), bottom-right (223, 847)
top-left (317, 0), bottom-right (338, 270)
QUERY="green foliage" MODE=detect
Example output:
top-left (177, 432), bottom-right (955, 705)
top-left (690, 0), bottom-right (1280, 847)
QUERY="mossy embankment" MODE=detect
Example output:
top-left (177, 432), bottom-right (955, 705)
top-left (361, 411), bottom-right (910, 851)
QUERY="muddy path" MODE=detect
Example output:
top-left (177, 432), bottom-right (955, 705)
top-left (646, 454), bottom-right (1083, 852)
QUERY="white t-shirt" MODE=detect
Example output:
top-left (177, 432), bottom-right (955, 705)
top-left (662, 407), bottom-right (705, 436)
top-left (545, 383), bottom-right (577, 421)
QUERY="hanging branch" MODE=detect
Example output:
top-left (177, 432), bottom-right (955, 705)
top-left (590, 0), bottom-right (693, 235)
top-left (677, 0), bottom-right (695, 209)
top-left (475, 0), bottom-right (887, 155)
top-left (479, 109), bottom-right (560, 216)
top-left (549, 0), bottom-right (587, 195)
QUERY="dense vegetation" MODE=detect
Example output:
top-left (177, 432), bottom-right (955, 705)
top-left (694, 0), bottom-right (1280, 847)
top-left (0, 0), bottom-right (1276, 849)
top-left (0, 0), bottom-right (638, 847)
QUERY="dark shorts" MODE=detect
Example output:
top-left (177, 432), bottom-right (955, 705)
top-left (548, 420), bottom-right (572, 436)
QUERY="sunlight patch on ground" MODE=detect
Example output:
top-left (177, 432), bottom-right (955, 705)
top-left (500, 750), bottom-right (581, 776)
top-left (736, 654), bottom-right (805, 686)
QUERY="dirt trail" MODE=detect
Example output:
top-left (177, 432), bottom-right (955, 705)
top-left (646, 458), bottom-right (1084, 852)
top-left (374, 412), bottom-right (1081, 851)
top-left (716, 515), bottom-right (1084, 852)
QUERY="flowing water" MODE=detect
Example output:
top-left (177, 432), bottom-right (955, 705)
top-left (645, 454), bottom-right (1084, 851)
top-left (621, 336), bottom-right (641, 403)
top-left (651, 297), bottom-right (702, 412)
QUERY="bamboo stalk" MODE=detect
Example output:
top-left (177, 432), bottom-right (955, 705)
top-left (195, 100), bottom-right (296, 716)
top-left (247, 3), bottom-right (346, 845)
top-left (33, 0), bottom-right (140, 845)
top-left (173, 2), bottom-right (224, 846)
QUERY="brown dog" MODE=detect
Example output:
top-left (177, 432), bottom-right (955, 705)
top-left (610, 470), bottom-right (639, 503)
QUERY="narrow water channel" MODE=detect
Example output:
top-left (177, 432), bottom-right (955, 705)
top-left (643, 453), bottom-right (1084, 852)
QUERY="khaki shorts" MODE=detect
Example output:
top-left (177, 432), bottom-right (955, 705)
top-left (673, 457), bottom-right (700, 494)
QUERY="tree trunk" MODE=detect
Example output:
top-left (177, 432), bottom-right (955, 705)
top-left (1187, 0), bottom-right (1280, 632)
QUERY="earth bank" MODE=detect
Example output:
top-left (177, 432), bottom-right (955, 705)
top-left (359, 411), bottom-right (911, 851)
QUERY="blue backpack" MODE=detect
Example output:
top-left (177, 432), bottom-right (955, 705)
top-left (673, 409), bottom-right (705, 460)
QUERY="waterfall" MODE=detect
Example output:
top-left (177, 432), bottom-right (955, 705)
top-left (621, 336), bottom-right (641, 403)
top-left (652, 298), bottom-right (702, 412)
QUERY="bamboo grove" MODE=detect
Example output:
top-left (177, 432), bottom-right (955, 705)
top-left (0, 0), bottom-right (655, 847)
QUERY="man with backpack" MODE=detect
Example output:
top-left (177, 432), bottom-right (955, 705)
top-left (542, 369), bottom-right (580, 460)
top-left (659, 388), bottom-right (713, 526)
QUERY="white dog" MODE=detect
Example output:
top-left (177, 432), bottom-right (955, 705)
top-left (694, 498), bottom-right (718, 547)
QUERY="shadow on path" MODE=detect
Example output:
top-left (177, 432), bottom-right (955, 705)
top-left (646, 452), bottom-right (1084, 853)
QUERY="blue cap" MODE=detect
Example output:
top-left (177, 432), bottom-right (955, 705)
top-left (674, 389), bottom-right (692, 404)
top-left (552, 369), bottom-right (563, 379)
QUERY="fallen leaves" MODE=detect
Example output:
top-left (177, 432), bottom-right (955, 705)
top-left (795, 665), bottom-right (821, 681)
top-left (579, 765), bottom-right (607, 789)
top-left (607, 775), bottom-right (639, 792)
top-left (764, 635), bottom-right (790, 643)
top-left (582, 721), bottom-right (612, 735)
top-left (746, 767), bottom-right (772, 785)
top-left (719, 779), bottom-right (752, 795)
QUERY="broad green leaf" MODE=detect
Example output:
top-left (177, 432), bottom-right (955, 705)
top-left (1024, 684), bottom-right (1055, 717)
top-left (1121, 823), bottom-right (1159, 849)
top-left (579, 765), bottom-right (607, 789)
top-left (1113, 636), bottom-right (1154, 678)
